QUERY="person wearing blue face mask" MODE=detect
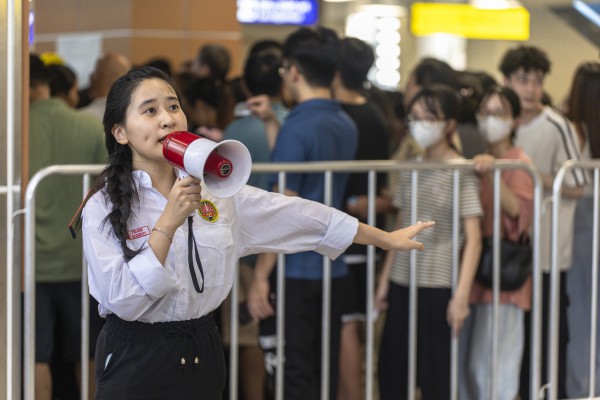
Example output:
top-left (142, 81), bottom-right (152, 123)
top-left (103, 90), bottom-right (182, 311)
top-left (460, 86), bottom-right (534, 400)
top-left (375, 84), bottom-right (483, 400)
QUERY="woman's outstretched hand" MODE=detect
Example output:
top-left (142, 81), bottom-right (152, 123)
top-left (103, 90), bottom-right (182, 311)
top-left (385, 221), bottom-right (435, 251)
top-left (353, 220), bottom-right (434, 252)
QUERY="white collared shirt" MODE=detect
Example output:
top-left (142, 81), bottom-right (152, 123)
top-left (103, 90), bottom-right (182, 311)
top-left (82, 170), bottom-right (358, 323)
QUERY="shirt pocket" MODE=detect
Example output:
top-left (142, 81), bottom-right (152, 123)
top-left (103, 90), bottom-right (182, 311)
top-left (193, 223), bottom-right (233, 288)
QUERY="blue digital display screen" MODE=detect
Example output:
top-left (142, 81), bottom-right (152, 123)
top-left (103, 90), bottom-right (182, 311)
top-left (237, 0), bottom-right (319, 25)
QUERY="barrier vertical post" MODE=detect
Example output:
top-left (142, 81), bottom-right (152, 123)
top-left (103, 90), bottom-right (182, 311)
top-left (408, 169), bottom-right (418, 400)
top-left (364, 170), bottom-right (376, 400)
top-left (320, 170), bottom-right (333, 400)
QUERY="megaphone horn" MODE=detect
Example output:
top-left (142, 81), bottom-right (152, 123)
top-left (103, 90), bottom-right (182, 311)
top-left (162, 131), bottom-right (252, 198)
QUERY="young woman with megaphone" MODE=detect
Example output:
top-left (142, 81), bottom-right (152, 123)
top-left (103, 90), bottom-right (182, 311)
top-left (78, 66), bottom-right (434, 399)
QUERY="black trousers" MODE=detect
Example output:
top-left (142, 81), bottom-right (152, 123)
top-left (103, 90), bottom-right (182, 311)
top-left (378, 283), bottom-right (452, 400)
top-left (259, 277), bottom-right (344, 400)
top-left (519, 271), bottom-right (569, 399)
top-left (94, 314), bottom-right (226, 400)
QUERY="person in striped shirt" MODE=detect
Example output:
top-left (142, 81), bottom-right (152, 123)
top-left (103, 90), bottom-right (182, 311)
top-left (375, 84), bottom-right (483, 400)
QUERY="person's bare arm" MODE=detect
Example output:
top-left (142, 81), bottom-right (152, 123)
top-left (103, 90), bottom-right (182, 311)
top-left (247, 252), bottom-right (278, 320)
top-left (353, 220), bottom-right (434, 251)
top-left (446, 216), bottom-right (482, 336)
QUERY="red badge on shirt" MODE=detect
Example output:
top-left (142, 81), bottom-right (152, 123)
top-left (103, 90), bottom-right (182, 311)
top-left (127, 226), bottom-right (151, 240)
top-left (199, 200), bottom-right (219, 223)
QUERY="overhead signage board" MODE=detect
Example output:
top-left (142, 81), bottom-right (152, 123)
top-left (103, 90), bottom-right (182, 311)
top-left (237, 0), bottom-right (319, 25)
top-left (411, 2), bottom-right (530, 41)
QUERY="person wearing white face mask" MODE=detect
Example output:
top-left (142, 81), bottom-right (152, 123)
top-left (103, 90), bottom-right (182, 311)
top-left (376, 84), bottom-right (483, 400)
top-left (459, 86), bottom-right (534, 400)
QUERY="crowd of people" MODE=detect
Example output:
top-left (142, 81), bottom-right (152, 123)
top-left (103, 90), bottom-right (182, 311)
top-left (28, 23), bottom-right (600, 400)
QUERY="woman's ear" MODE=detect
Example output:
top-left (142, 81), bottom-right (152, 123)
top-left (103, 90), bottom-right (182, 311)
top-left (112, 124), bottom-right (129, 145)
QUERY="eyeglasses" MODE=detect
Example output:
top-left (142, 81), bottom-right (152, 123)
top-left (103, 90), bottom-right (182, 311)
top-left (405, 114), bottom-right (443, 125)
top-left (278, 62), bottom-right (302, 77)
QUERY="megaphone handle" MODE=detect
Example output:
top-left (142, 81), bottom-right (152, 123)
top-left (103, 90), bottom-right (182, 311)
top-left (177, 168), bottom-right (189, 179)
top-left (176, 168), bottom-right (204, 200)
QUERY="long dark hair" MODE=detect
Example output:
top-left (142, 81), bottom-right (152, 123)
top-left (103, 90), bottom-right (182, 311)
top-left (566, 62), bottom-right (600, 158)
top-left (97, 66), bottom-right (180, 259)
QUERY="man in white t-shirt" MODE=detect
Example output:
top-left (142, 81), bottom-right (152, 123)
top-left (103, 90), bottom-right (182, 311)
top-left (500, 45), bottom-right (585, 400)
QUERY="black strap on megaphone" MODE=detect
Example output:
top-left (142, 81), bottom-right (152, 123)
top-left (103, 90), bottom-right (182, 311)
top-left (187, 216), bottom-right (205, 293)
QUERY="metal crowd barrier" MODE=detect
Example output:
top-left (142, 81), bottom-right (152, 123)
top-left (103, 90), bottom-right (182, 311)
top-left (23, 165), bottom-right (102, 400)
top-left (21, 159), bottom-right (543, 400)
top-left (550, 160), bottom-right (600, 400)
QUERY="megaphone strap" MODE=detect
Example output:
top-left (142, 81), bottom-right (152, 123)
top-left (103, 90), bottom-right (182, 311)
top-left (187, 216), bottom-right (205, 294)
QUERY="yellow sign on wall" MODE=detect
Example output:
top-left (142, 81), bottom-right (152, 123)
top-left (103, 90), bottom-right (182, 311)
top-left (411, 2), bottom-right (530, 41)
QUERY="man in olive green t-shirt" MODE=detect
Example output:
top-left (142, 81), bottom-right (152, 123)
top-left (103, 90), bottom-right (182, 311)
top-left (29, 54), bottom-right (106, 400)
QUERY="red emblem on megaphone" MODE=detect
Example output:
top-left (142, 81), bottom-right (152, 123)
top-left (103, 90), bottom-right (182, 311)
top-left (162, 131), bottom-right (252, 198)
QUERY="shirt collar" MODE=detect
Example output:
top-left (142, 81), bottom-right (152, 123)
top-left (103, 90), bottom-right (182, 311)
top-left (132, 170), bottom-right (153, 189)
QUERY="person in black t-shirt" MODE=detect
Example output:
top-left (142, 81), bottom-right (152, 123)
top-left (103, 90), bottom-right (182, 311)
top-left (331, 37), bottom-right (394, 400)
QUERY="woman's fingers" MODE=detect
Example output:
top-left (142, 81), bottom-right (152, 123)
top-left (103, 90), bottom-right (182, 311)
top-left (411, 220), bottom-right (435, 237)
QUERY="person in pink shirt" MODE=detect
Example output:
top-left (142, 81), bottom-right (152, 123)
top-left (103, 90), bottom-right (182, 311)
top-left (460, 86), bottom-right (534, 400)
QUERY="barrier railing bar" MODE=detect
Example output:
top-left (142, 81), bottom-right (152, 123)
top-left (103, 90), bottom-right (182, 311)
top-left (549, 159), bottom-right (600, 400)
top-left (80, 173), bottom-right (91, 400)
top-left (408, 169), bottom-right (419, 400)
top-left (229, 261), bottom-right (239, 400)
top-left (591, 168), bottom-right (599, 397)
top-left (450, 169), bottom-right (460, 400)
top-left (365, 170), bottom-right (376, 400)
top-left (275, 171), bottom-right (286, 400)
top-left (0, 184), bottom-right (21, 195)
top-left (23, 165), bottom-right (103, 400)
top-left (321, 170), bottom-right (333, 400)
top-left (5, 0), bottom-right (17, 396)
top-left (491, 168), bottom-right (501, 399)
top-left (550, 165), bottom-right (564, 400)
top-left (21, 160), bottom-right (542, 400)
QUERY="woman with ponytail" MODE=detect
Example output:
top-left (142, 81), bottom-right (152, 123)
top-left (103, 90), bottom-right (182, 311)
top-left (81, 66), bottom-right (433, 399)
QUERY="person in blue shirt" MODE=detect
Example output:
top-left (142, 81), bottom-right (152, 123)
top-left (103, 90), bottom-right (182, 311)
top-left (247, 26), bottom-right (359, 400)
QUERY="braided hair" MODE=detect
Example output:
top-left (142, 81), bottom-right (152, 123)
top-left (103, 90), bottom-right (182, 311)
top-left (97, 66), bottom-right (179, 259)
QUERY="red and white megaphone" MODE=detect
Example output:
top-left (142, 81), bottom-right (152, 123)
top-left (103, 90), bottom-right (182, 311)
top-left (162, 131), bottom-right (252, 198)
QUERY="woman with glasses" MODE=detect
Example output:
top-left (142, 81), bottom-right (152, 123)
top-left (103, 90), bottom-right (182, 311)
top-left (461, 86), bottom-right (534, 400)
top-left (375, 84), bottom-right (483, 400)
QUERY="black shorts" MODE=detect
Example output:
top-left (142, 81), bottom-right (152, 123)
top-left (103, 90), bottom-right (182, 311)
top-left (35, 281), bottom-right (104, 364)
top-left (95, 314), bottom-right (226, 399)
